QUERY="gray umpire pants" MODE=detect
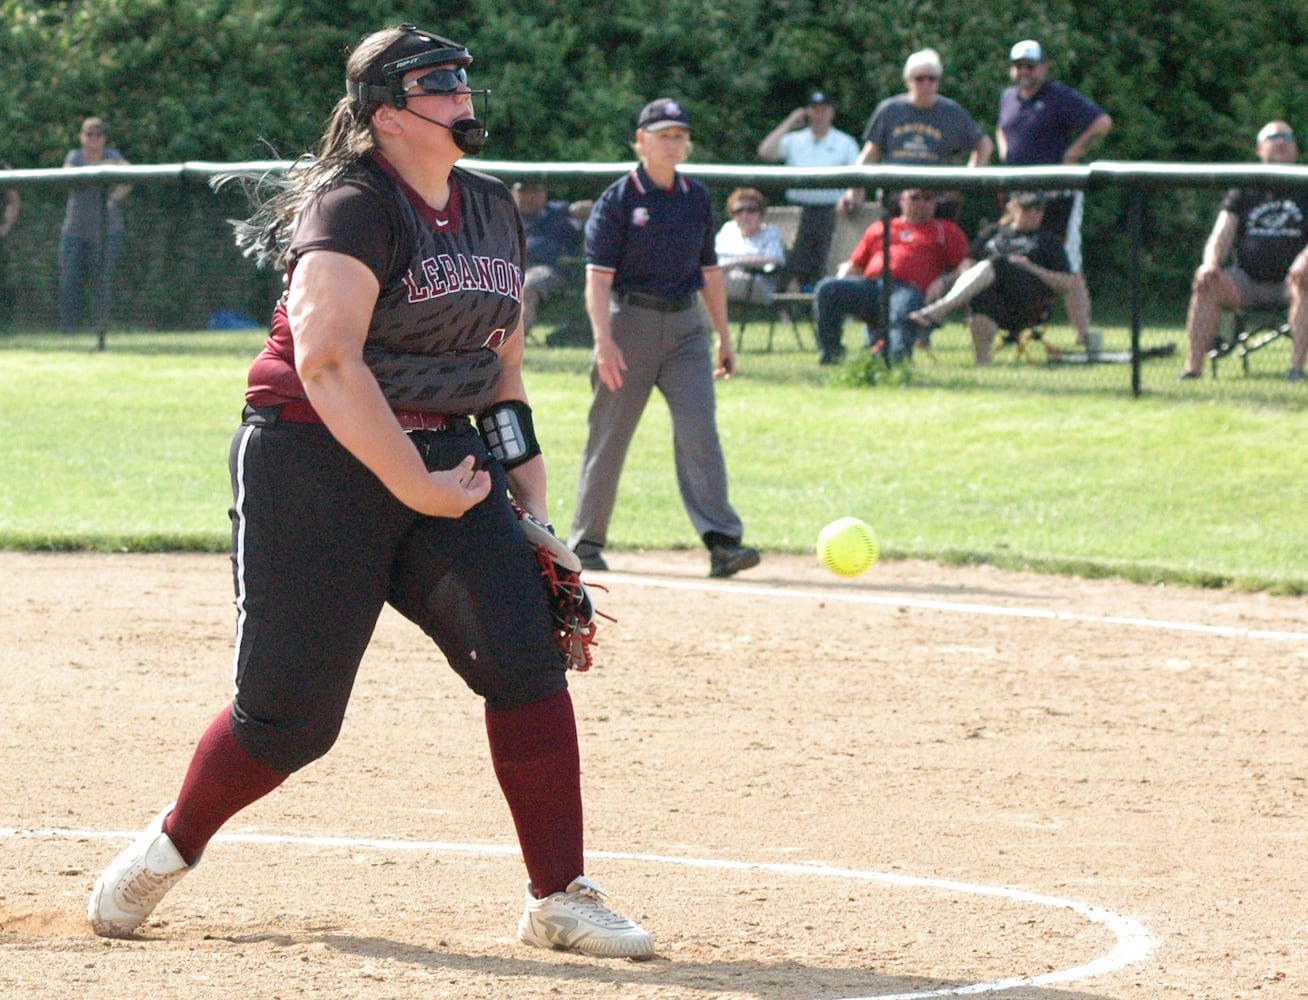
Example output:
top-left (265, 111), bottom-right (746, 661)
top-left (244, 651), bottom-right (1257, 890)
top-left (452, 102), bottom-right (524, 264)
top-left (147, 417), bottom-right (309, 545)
top-left (568, 301), bottom-right (744, 552)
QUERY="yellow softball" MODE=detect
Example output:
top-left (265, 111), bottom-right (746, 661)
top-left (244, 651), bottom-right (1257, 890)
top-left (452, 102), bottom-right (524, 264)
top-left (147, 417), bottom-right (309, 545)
top-left (816, 517), bottom-right (879, 577)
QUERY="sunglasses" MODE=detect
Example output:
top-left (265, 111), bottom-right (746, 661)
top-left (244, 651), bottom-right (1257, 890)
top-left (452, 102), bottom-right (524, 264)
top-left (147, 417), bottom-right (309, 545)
top-left (402, 66), bottom-right (469, 95)
top-left (1263, 132), bottom-right (1296, 143)
top-left (910, 74), bottom-right (939, 83)
top-left (906, 192), bottom-right (937, 201)
top-left (732, 205), bottom-right (763, 215)
top-left (1012, 60), bottom-right (1039, 70)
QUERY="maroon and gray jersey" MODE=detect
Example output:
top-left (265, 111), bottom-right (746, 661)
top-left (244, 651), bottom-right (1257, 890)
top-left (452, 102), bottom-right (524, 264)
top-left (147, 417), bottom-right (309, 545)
top-left (247, 153), bottom-right (525, 415)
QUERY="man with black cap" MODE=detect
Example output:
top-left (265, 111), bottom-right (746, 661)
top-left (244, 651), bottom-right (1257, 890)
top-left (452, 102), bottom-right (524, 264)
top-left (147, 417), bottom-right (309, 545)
top-left (758, 91), bottom-right (861, 289)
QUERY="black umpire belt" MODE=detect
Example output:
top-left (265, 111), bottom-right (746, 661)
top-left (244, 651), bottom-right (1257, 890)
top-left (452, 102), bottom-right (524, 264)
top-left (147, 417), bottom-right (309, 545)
top-left (616, 291), bottom-right (697, 312)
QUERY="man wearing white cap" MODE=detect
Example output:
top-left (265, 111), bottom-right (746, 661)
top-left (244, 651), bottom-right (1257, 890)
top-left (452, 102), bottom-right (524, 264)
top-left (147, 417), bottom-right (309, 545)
top-left (846, 47), bottom-right (993, 221)
top-left (997, 39), bottom-right (1112, 345)
top-left (1180, 121), bottom-right (1308, 382)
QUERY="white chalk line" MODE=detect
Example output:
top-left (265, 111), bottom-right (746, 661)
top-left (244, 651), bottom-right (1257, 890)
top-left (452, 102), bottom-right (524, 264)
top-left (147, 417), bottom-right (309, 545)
top-left (4, 826), bottom-right (1153, 999)
top-left (601, 573), bottom-right (1308, 643)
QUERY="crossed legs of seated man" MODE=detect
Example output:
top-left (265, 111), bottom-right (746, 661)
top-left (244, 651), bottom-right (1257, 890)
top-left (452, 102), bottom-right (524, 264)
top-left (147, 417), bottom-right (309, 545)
top-left (910, 259), bottom-right (1062, 366)
top-left (909, 259), bottom-right (999, 330)
top-left (1182, 261), bottom-right (1308, 379)
top-left (813, 275), bottom-right (924, 364)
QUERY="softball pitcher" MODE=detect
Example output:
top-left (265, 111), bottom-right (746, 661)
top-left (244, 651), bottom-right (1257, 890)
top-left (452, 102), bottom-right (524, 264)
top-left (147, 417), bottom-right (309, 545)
top-left (86, 24), bottom-right (653, 960)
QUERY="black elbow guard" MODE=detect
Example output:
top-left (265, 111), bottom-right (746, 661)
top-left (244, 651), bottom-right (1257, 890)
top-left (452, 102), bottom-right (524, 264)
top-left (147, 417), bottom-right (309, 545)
top-left (476, 400), bottom-right (542, 470)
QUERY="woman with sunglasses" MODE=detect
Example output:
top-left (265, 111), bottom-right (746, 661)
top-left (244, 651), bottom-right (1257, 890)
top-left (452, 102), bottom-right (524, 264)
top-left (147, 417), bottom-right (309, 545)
top-left (86, 24), bottom-right (654, 959)
top-left (715, 187), bottom-right (786, 305)
top-left (59, 116), bottom-right (131, 334)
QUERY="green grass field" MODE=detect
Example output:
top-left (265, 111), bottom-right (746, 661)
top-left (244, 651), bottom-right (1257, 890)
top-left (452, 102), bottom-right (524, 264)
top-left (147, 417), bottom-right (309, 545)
top-left (2, 321), bottom-right (1305, 593)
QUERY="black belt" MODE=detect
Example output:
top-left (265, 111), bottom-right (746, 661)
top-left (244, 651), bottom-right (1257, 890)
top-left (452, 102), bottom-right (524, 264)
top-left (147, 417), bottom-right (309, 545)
top-left (616, 291), bottom-right (697, 313)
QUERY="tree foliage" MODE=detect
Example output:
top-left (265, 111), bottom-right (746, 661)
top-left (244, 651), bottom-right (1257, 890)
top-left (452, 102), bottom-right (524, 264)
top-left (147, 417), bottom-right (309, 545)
top-left (6, 0), bottom-right (1304, 167)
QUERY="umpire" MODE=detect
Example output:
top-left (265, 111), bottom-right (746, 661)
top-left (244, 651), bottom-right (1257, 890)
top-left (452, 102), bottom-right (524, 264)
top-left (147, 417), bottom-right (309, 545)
top-left (568, 98), bottom-right (760, 578)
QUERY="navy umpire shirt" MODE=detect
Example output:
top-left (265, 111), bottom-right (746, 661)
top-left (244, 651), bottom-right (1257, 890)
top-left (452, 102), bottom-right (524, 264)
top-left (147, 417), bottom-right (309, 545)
top-left (585, 164), bottom-right (718, 301)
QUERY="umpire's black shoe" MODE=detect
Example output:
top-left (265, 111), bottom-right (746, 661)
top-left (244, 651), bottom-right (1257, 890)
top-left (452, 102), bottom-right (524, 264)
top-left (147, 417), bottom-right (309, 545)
top-left (709, 543), bottom-right (761, 578)
top-left (574, 546), bottom-right (608, 572)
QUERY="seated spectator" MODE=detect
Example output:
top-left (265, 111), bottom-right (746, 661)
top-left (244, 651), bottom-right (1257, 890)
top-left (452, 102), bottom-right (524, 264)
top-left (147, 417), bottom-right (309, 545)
top-left (714, 187), bottom-right (786, 305)
top-left (512, 178), bottom-right (593, 337)
top-left (1179, 120), bottom-right (1308, 382)
top-left (908, 191), bottom-right (1075, 365)
top-left (813, 188), bottom-right (969, 364)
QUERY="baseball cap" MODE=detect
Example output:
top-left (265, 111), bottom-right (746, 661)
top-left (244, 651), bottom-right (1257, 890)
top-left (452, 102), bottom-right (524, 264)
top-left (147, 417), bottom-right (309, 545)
top-left (807, 91), bottom-right (832, 106)
top-left (1010, 40), bottom-right (1044, 63)
top-left (1011, 190), bottom-right (1046, 208)
top-left (637, 98), bottom-right (692, 133)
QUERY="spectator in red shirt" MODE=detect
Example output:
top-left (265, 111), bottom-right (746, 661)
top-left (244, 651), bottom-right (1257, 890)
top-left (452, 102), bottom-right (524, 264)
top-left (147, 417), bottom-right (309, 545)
top-left (813, 188), bottom-right (969, 363)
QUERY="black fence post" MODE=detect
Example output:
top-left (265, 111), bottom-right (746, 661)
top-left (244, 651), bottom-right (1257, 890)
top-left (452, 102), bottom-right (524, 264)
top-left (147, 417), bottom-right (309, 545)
top-left (1128, 185), bottom-right (1143, 396)
top-left (880, 219), bottom-right (892, 361)
top-left (95, 186), bottom-right (107, 351)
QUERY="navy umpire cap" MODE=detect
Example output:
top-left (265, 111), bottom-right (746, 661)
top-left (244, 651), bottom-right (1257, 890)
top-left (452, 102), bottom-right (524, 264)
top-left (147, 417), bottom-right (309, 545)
top-left (638, 98), bottom-right (692, 132)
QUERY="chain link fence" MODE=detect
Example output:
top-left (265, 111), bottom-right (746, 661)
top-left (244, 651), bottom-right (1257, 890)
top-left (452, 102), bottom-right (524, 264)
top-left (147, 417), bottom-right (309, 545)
top-left (3, 160), bottom-right (1304, 407)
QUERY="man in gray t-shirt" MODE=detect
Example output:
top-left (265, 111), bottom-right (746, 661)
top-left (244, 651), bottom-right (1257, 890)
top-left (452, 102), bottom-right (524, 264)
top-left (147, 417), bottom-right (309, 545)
top-left (845, 48), bottom-right (992, 221)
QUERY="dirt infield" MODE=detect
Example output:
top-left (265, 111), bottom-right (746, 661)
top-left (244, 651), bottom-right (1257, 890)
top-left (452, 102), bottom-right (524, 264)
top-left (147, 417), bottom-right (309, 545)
top-left (1, 550), bottom-right (1305, 1000)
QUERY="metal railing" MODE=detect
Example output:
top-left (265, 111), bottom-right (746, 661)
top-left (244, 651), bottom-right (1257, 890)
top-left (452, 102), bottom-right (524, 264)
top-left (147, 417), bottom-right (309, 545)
top-left (6, 158), bottom-right (1306, 397)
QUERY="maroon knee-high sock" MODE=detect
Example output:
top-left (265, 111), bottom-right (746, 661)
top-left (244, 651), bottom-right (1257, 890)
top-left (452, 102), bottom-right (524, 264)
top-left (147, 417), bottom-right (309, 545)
top-left (485, 689), bottom-right (584, 897)
top-left (162, 706), bottom-right (288, 865)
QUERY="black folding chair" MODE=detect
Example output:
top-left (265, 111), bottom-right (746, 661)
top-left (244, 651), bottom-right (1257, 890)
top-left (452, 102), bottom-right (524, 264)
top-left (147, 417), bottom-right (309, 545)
top-left (733, 264), bottom-right (810, 352)
top-left (1206, 307), bottom-right (1291, 377)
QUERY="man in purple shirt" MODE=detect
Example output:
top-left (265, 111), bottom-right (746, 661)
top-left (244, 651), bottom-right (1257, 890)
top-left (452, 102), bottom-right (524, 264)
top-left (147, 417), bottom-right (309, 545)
top-left (998, 39), bottom-right (1112, 346)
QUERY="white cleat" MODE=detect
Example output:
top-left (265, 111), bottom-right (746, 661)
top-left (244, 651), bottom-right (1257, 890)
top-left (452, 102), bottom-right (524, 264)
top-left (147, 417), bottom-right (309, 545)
top-left (517, 876), bottom-right (655, 959)
top-left (88, 805), bottom-right (190, 937)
